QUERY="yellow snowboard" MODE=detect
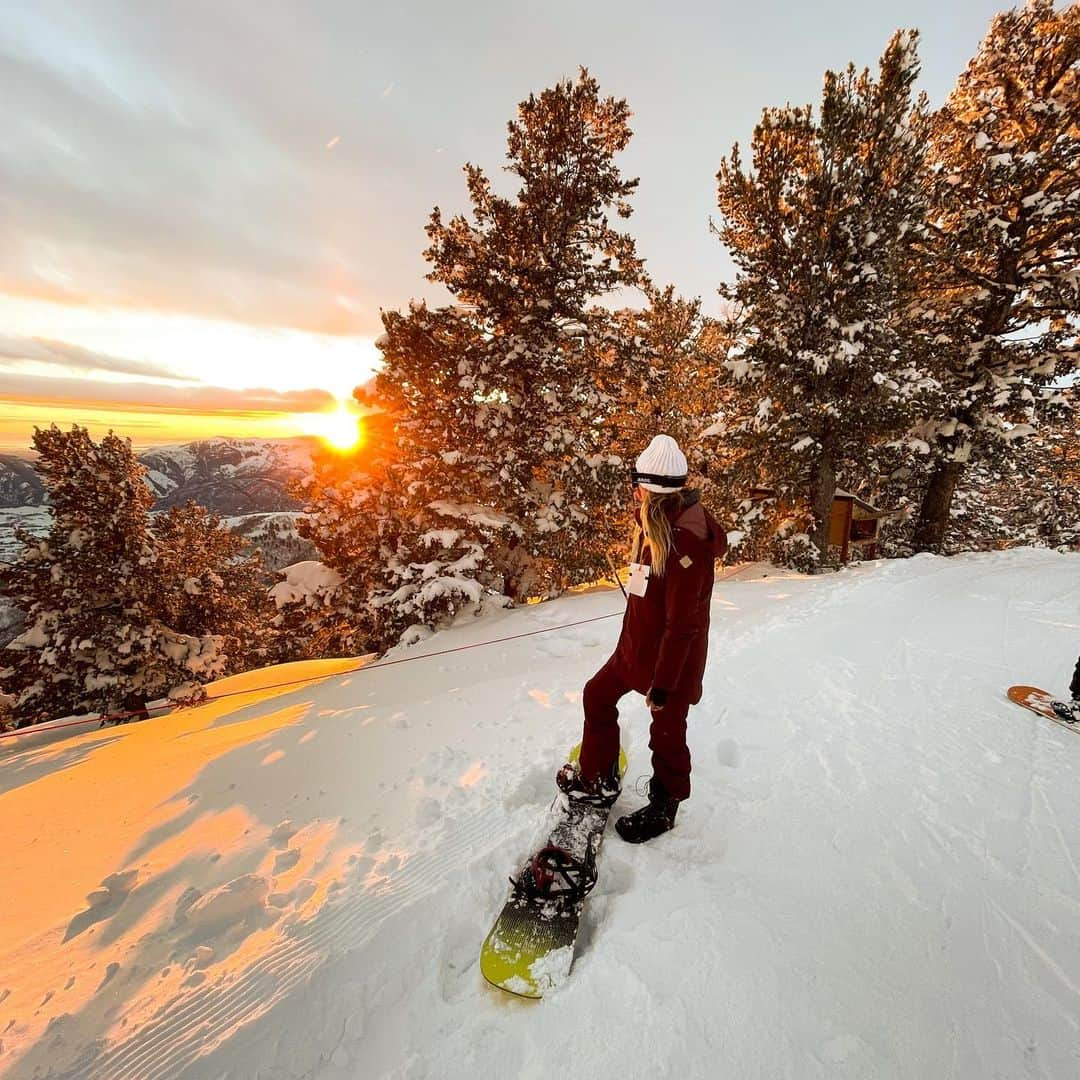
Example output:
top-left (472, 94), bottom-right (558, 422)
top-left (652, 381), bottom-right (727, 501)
top-left (480, 744), bottom-right (627, 998)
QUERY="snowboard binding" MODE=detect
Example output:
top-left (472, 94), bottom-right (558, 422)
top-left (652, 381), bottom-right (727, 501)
top-left (555, 760), bottom-right (621, 809)
top-left (1050, 699), bottom-right (1080, 725)
top-left (509, 841), bottom-right (598, 914)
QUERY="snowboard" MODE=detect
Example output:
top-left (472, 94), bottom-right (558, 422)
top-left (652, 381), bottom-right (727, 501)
top-left (480, 743), bottom-right (627, 999)
top-left (1007, 685), bottom-right (1080, 736)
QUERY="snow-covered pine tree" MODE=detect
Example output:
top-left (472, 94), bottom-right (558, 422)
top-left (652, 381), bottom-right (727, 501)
top-left (295, 405), bottom-right (502, 656)
top-left (0, 687), bottom-right (14, 733)
top-left (909, 0), bottom-right (1080, 552)
top-left (0, 426), bottom-right (224, 727)
top-left (152, 502), bottom-right (275, 674)
top-left (1027, 392), bottom-right (1080, 550)
top-left (715, 31), bottom-right (936, 568)
top-left (609, 286), bottom-right (735, 505)
top-left (373, 68), bottom-right (647, 603)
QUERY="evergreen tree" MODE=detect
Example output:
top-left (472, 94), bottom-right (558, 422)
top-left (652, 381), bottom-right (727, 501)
top-left (0, 688), bottom-right (14, 733)
top-left (610, 286), bottom-right (735, 503)
top-left (371, 68), bottom-right (647, 605)
top-left (267, 557), bottom-right (349, 663)
top-left (295, 406), bottom-right (502, 656)
top-left (910, 0), bottom-right (1080, 551)
top-left (715, 31), bottom-right (936, 568)
top-left (1027, 395), bottom-right (1080, 551)
top-left (0, 426), bottom-right (224, 726)
top-left (152, 502), bottom-right (275, 673)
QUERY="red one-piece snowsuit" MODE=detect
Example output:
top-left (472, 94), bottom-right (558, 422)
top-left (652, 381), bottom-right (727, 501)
top-left (579, 491), bottom-right (727, 801)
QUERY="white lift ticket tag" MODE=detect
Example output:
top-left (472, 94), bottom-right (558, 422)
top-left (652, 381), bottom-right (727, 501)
top-left (627, 561), bottom-right (651, 597)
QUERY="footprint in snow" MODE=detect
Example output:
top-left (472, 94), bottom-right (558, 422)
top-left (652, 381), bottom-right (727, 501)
top-left (598, 854), bottom-right (635, 897)
top-left (273, 849), bottom-right (302, 875)
top-left (716, 738), bottom-right (741, 769)
top-left (502, 766), bottom-right (551, 811)
top-left (438, 920), bottom-right (478, 1004)
top-left (64, 869), bottom-right (141, 942)
top-left (415, 795), bottom-right (442, 828)
top-left (269, 820), bottom-right (297, 848)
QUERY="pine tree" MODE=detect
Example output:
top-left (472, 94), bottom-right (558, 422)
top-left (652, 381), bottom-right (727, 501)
top-left (0, 688), bottom-right (14, 733)
top-left (715, 31), bottom-right (936, 568)
top-left (910, 0), bottom-right (1080, 551)
top-left (610, 286), bottom-right (735, 502)
top-left (0, 426), bottom-right (225, 726)
top-left (371, 68), bottom-right (647, 605)
top-left (152, 502), bottom-right (275, 673)
top-left (1028, 394), bottom-right (1080, 551)
top-left (295, 405), bottom-right (502, 656)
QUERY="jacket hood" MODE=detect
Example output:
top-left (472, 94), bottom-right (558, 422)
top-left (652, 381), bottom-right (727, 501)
top-left (674, 490), bottom-right (727, 558)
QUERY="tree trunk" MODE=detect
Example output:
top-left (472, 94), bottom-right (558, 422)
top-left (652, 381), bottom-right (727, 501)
top-left (913, 460), bottom-right (965, 553)
top-left (809, 451), bottom-right (837, 567)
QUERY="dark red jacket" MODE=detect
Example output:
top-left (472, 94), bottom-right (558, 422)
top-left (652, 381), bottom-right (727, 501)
top-left (611, 492), bottom-right (727, 703)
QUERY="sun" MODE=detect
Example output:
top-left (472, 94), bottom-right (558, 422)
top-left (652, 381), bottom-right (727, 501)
top-left (301, 403), bottom-right (364, 452)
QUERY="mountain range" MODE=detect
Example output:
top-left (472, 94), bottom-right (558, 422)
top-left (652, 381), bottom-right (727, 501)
top-left (0, 437), bottom-right (315, 514)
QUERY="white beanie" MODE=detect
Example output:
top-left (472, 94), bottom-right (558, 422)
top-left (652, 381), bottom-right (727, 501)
top-left (633, 434), bottom-right (688, 493)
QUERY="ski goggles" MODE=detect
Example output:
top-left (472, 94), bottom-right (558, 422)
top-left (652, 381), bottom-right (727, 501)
top-left (630, 468), bottom-right (688, 492)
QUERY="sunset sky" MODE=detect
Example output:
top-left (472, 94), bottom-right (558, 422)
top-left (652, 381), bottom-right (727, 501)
top-left (0, 0), bottom-right (1012, 453)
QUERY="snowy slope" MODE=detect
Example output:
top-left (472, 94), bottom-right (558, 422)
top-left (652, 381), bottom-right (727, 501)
top-left (2, 549), bottom-right (1080, 1080)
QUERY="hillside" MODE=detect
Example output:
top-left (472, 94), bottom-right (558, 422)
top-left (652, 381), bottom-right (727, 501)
top-left (1, 549), bottom-right (1079, 1079)
top-left (0, 437), bottom-right (316, 573)
top-left (0, 438), bottom-right (314, 515)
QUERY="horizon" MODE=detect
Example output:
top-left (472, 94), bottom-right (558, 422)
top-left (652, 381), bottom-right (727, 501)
top-left (1, 0), bottom-right (1015, 453)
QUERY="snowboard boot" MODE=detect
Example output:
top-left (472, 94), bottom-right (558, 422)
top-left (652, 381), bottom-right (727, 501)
top-left (1050, 698), bottom-right (1080, 725)
top-left (556, 758), bottom-right (621, 809)
top-left (615, 777), bottom-right (679, 844)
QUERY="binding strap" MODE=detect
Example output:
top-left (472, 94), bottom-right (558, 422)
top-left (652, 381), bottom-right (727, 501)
top-left (510, 843), bottom-right (598, 906)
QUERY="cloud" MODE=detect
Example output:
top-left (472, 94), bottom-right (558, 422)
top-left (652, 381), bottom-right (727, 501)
top-left (0, 5), bottom-right (457, 338)
top-left (0, 334), bottom-right (196, 381)
top-left (0, 373), bottom-right (337, 415)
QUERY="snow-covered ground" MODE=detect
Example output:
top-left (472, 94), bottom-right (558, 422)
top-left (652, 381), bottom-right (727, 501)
top-left (2, 549), bottom-right (1079, 1079)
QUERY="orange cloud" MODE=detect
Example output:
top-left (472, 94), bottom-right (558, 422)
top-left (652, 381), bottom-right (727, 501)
top-left (0, 374), bottom-right (336, 414)
top-left (0, 377), bottom-right (342, 452)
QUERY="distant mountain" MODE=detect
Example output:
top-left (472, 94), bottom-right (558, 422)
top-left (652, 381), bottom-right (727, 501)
top-left (0, 437), bottom-right (316, 514)
top-left (222, 512), bottom-right (317, 573)
top-left (0, 455), bottom-right (46, 508)
top-left (140, 438), bottom-right (314, 514)
top-left (0, 507), bottom-right (50, 563)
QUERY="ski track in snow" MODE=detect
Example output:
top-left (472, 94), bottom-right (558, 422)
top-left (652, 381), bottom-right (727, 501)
top-left (2, 550), bottom-right (1080, 1078)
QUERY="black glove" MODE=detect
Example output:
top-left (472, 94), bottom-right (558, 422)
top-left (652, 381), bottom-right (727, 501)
top-left (646, 687), bottom-right (669, 710)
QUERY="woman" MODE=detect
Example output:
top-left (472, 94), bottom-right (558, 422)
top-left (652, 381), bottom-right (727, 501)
top-left (557, 435), bottom-right (727, 843)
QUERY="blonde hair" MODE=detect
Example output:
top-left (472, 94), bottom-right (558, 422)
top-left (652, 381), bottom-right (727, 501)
top-left (632, 489), bottom-right (682, 576)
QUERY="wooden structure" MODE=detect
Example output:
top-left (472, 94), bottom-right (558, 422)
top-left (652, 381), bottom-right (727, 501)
top-left (828, 490), bottom-right (891, 563)
top-left (749, 487), bottom-right (892, 564)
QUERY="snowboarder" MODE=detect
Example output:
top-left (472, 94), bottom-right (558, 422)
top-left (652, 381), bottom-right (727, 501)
top-left (557, 435), bottom-right (727, 843)
top-left (1051, 654), bottom-right (1080, 723)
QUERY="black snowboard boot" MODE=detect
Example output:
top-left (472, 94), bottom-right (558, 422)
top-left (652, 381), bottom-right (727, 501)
top-left (1050, 698), bottom-right (1080, 725)
top-left (615, 778), bottom-right (679, 844)
top-left (556, 758), bottom-right (621, 809)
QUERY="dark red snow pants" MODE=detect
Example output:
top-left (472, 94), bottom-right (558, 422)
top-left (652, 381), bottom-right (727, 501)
top-left (578, 656), bottom-right (693, 801)
top-left (1071, 653), bottom-right (1080, 699)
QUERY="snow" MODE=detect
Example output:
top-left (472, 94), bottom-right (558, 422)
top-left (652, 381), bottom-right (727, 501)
top-left (270, 560), bottom-right (344, 609)
top-left (2, 549), bottom-right (1080, 1079)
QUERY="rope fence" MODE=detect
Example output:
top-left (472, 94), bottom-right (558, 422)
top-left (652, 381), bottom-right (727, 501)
top-left (1, 562), bottom-right (753, 743)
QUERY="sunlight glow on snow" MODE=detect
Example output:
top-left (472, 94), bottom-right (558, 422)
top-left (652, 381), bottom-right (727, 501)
top-left (0, 661), bottom-right (370, 1075)
top-left (457, 762), bottom-right (488, 788)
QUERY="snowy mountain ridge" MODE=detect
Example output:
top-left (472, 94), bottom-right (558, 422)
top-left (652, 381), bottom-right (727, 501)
top-left (0, 438), bottom-right (314, 514)
top-left (2, 548), bottom-right (1079, 1079)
